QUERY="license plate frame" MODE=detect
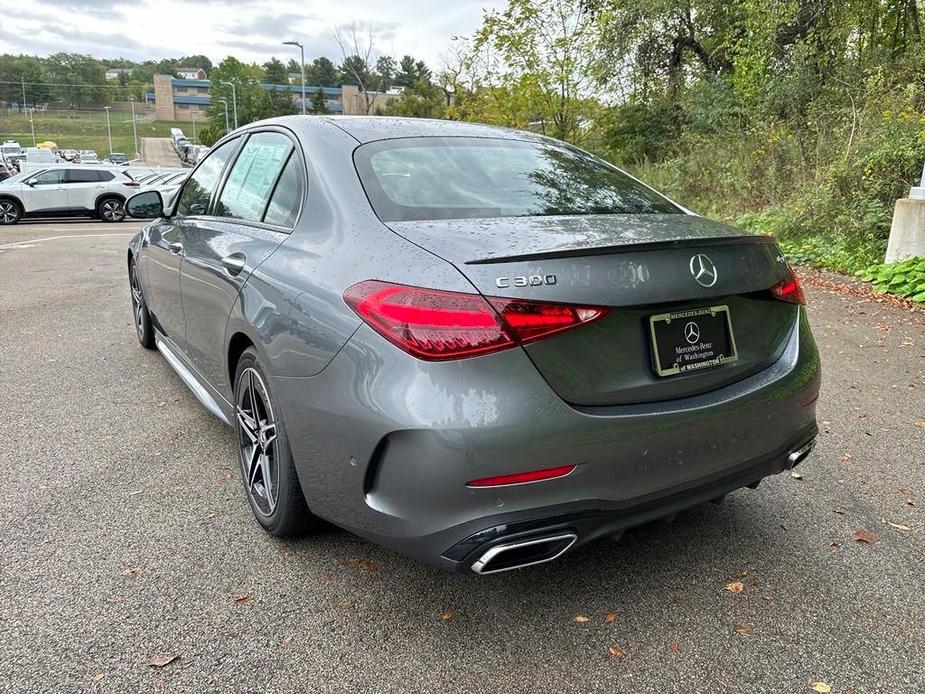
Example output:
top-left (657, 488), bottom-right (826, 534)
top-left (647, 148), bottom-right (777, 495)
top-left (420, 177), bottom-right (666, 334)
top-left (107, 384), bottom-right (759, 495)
top-left (648, 305), bottom-right (738, 377)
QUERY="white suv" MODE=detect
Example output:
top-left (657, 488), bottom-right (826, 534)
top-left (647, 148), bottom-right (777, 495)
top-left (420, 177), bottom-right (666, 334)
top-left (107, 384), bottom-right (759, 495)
top-left (0, 166), bottom-right (138, 224)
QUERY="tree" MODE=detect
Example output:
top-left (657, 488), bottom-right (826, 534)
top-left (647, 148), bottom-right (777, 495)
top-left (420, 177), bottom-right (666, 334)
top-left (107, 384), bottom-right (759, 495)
top-left (206, 57), bottom-right (267, 132)
top-left (44, 53), bottom-right (109, 106)
top-left (374, 55), bottom-right (397, 92)
top-left (177, 54), bottom-right (213, 72)
top-left (262, 57), bottom-right (288, 84)
top-left (333, 22), bottom-right (385, 113)
top-left (466, 0), bottom-right (600, 141)
top-left (286, 58), bottom-right (300, 76)
top-left (393, 55), bottom-right (431, 87)
top-left (385, 78), bottom-right (445, 118)
top-left (311, 87), bottom-right (328, 113)
top-left (304, 57), bottom-right (338, 86)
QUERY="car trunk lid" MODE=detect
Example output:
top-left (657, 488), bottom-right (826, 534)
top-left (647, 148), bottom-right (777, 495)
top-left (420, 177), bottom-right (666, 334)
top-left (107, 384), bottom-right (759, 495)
top-left (385, 214), bottom-right (797, 406)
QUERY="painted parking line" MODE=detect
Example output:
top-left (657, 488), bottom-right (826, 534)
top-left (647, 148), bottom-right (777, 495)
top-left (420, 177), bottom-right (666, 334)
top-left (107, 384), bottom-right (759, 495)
top-left (0, 233), bottom-right (134, 251)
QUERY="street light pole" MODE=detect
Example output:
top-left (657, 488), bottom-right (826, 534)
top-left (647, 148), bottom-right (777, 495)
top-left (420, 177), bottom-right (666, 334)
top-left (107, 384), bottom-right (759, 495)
top-left (103, 106), bottom-right (113, 157)
top-left (27, 108), bottom-right (36, 146)
top-left (130, 99), bottom-right (139, 158)
top-left (220, 80), bottom-right (238, 129)
top-left (21, 75), bottom-right (27, 114)
top-left (283, 40), bottom-right (306, 115)
top-left (217, 98), bottom-right (229, 134)
top-left (191, 109), bottom-right (196, 144)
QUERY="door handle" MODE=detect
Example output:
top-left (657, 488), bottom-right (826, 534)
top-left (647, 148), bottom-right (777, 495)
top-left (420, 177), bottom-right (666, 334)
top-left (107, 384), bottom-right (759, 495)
top-left (221, 252), bottom-right (247, 275)
top-left (167, 241), bottom-right (183, 254)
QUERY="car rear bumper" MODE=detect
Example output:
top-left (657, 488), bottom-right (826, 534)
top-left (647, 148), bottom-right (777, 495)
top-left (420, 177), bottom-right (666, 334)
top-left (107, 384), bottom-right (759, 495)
top-left (273, 307), bottom-right (820, 572)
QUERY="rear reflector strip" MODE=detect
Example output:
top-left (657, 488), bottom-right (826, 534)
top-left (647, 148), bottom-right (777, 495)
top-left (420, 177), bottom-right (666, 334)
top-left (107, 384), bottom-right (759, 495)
top-left (466, 465), bottom-right (576, 488)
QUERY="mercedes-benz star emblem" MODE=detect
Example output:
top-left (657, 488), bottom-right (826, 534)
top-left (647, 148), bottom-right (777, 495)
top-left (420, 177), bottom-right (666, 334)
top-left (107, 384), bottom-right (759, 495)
top-left (684, 321), bottom-right (700, 344)
top-left (689, 254), bottom-right (718, 287)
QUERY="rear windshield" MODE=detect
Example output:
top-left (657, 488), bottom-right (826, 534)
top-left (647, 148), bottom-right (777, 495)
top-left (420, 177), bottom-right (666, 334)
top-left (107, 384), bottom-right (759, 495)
top-left (354, 137), bottom-right (680, 222)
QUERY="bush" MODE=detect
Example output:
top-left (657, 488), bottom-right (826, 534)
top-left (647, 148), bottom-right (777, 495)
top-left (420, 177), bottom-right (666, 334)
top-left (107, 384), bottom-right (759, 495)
top-left (856, 257), bottom-right (925, 303)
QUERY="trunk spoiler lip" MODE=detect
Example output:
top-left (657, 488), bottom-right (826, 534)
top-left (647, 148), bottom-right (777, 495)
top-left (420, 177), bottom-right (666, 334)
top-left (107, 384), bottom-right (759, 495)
top-left (465, 234), bottom-right (776, 265)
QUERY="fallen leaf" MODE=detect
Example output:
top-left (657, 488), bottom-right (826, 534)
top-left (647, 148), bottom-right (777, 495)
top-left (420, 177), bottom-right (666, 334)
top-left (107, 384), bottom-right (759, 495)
top-left (724, 581), bottom-right (745, 593)
top-left (341, 558), bottom-right (377, 572)
top-left (278, 634), bottom-right (293, 645)
top-left (735, 570), bottom-right (749, 578)
top-left (92, 672), bottom-right (105, 683)
top-left (884, 521), bottom-right (911, 532)
top-left (121, 566), bottom-right (139, 576)
top-left (734, 623), bottom-right (752, 637)
top-left (440, 610), bottom-right (454, 621)
top-left (607, 646), bottom-right (625, 657)
top-left (339, 600), bottom-right (353, 609)
top-left (851, 528), bottom-right (878, 544)
top-left (841, 452), bottom-right (853, 461)
top-left (573, 615), bottom-right (590, 623)
top-left (791, 470), bottom-right (804, 480)
top-left (810, 682), bottom-right (832, 693)
top-left (827, 540), bottom-right (841, 547)
top-left (217, 472), bottom-right (232, 481)
top-left (899, 488), bottom-right (917, 507)
top-left (603, 613), bottom-right (617, 623)
top-left (667, 642), bottom-right (680, 653)
top-left (147, 654), bottom-right (179, 668)
top-left (233, 595), bottom-right (250, 604)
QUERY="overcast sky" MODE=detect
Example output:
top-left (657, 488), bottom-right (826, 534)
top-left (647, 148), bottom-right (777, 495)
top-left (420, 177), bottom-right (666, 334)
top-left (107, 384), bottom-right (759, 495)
top-left (0, 0), bottom-right (504, 68)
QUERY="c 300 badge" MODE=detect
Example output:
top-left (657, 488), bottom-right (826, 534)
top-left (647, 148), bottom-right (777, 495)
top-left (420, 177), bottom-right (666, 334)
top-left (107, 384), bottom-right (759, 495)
top-left (495, 274), bottom-right (557, 289)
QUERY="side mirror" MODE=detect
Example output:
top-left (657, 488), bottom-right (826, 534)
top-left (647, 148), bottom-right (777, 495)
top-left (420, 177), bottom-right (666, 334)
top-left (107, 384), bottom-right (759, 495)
top-left (126, 190), bottom-right (165, 219)
top-left (25, 180), bottom-right (36, 187)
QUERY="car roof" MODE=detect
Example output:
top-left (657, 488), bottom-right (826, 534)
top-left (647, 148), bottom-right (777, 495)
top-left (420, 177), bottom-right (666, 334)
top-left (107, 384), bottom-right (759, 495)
top-left (318, 116), bottom-right (545, 144)
top-left (238, 115), bottom-right (549, 146)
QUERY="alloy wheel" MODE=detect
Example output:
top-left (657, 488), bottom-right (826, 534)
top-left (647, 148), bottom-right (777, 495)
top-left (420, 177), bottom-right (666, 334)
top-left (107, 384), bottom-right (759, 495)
top-left (129, 265), bottom-right (145, 339)
top-left (235, 368), bottom-right (280, 517)
top-left (0, 200), bottom-right (18, 224)
top-left (101, 199), bottom-right (124, 222)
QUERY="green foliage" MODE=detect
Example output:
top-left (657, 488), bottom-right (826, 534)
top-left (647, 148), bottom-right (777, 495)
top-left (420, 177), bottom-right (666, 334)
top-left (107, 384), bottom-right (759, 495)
top-left (856, 257), bottom-right (925, 303)
top-left (310, 88), bottom-right (328, 114)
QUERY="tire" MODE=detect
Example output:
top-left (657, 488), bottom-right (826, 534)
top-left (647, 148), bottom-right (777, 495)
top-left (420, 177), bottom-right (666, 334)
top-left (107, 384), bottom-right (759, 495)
top-left (0, 198), bottom-right (21, 225)
top-left (98, 196), bottom-right (125, 223)
top-left (129, 259), bottom-right (155, 349)
top-left (233, 347), bottom-right (312, 536)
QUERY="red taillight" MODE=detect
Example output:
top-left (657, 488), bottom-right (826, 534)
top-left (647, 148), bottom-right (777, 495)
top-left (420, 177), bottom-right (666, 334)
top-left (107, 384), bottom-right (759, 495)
top-left (343, 280), bottom-right (607, 361)
top-left (770, 272), bottom-right (805, 304)
top-left (466, 464), bottom-right (576, 487)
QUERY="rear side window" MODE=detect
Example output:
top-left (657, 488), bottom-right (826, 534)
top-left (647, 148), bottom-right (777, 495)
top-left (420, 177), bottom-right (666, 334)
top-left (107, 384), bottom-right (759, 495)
top-left (354, 137), bottom-right (681, 222)
top-left (176, 138), bottom-right (239, 216)
top-left (262, 154), bottom-right (304, 227)
top-left (214, 132), bottom-right (293, 222)
top-left (67, 169), bottom-right (112, 183)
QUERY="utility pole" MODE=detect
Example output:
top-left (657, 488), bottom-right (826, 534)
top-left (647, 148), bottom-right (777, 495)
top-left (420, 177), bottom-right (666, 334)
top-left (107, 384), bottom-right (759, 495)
top-left (103, 106), bottom-right (113, 156)
top-left (217, 98), bottom-right (229, 134)
top-left (283, 41), bottom-right (306, 115)
top-left (191, 109), bottom-right (196, 144)
top-left (21, 75), bottom-right (26, 113)
top-left (130, 100), bottom-right (138, 158)
top-left (28, 108), bottom-right (36, 146)
top-left (220, 81), bottom-right (238, 129)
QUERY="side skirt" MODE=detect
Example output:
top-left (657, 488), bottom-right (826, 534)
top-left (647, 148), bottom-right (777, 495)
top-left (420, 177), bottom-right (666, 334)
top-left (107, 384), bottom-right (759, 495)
top-left (154, 331), bottom-right (234, 426)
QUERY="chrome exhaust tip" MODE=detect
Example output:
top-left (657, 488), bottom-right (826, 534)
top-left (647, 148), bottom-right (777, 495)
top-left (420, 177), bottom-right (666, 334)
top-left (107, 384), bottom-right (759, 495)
top-left (787, 439), bottom-right (816, 468)
top-left (471, 532), bottom-right (577, 575)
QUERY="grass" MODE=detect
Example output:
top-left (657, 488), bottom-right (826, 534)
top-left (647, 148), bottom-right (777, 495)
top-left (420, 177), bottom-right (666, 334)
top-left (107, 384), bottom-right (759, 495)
top-left (0, 110), bottom-right (197, 156)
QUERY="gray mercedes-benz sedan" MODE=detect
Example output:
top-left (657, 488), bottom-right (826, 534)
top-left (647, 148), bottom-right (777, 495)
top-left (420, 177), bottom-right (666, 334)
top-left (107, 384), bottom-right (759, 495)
top-left (126, 116), bottom-right (820, 574)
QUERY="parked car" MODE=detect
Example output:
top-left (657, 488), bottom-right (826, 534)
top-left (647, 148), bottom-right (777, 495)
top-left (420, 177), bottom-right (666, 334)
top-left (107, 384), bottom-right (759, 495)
top-left (124, 117), bottom-right (820, 574)
top-left (0, 165), bottom-right (137, 224)
top-left (1, 140), bottom-right (24, 169)
top-left (78, 150), bottom-right (99, 164)
top-left (109, 152), bottom-right (129, 165)
top-left (0, 161), bottom-right (11, 182)
top-left (60, 149), bottom-right (79, 162)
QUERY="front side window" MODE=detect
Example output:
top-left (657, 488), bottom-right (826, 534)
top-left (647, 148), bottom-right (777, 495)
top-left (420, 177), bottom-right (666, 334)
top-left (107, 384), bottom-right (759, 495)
top-left (262, 153), bottom-right (304, 227)
top-left (175, 138), bottom-right (239, 216)
top-left (214, 132), bottom-right (293, 222)
top-left (30, 169), bottom-right (65, 185)
top-left (354, 137), bottom-right (681, 222)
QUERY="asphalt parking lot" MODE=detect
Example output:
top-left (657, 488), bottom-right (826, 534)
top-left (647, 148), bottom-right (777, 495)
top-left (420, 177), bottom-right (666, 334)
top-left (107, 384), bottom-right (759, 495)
top-left (1, 221), bottom-right (923, 693)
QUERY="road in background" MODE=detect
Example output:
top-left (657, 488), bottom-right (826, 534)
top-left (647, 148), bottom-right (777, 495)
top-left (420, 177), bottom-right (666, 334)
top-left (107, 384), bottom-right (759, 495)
top-left (140, 137), bottom-right (181, 167)
top-left (1, 223), bottom-right (923, 693)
